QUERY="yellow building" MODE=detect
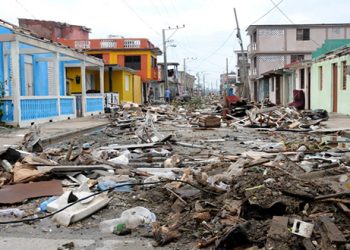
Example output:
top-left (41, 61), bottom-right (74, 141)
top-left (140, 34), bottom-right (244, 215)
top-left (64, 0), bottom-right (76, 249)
top-left (66, 65), bottom-right (142, 104)
top-left (59, 38), bottom-right (161, 103)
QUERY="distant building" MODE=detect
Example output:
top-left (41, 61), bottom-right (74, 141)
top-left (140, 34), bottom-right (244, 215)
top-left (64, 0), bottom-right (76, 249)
top-left (158, 62), bottom-right (179, 100)
top-left (246, 23), bottom-right (350, 106)
top-left (235, 50), bottom-right (250, 84)
top-left (177, 71), bottom-right (196, 95)
top-left (19, 18), bottom-right (90, 42)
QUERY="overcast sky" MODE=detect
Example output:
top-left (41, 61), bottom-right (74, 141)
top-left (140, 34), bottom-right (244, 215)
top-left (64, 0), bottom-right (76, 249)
top-left (1, 0), bottom-right (350, 89)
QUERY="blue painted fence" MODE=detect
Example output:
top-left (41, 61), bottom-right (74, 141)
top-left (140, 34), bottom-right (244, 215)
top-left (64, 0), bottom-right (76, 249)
top-left (60, 98), bottom-right (75, 115)
top-left (21, 98), bottom-right (58, 120)
top-left (86, 97), bottom-right (104, 113)
top-left (0, 99), bottom-right (14, 122)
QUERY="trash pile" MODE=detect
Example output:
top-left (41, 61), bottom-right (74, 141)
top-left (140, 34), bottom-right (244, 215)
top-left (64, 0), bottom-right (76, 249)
top-left (226, 105), bottom-right (329, 132)
top-left (0, 100), bottom-right (349, 249)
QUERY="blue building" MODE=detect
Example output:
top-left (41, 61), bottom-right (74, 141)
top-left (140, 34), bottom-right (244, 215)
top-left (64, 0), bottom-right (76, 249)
top-left (0, 19), bottom-right (105, 127)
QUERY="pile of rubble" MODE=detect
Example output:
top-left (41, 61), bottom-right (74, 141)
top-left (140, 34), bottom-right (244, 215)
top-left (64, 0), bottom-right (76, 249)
top-left (0, 100), bottom-right (349, 249)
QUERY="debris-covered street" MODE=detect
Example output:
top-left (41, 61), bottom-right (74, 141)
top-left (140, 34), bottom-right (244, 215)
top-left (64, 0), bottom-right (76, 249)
top-left (2, 1), bottom-right (350, 249)
top-left (1, 98), bottom-right (350, 249)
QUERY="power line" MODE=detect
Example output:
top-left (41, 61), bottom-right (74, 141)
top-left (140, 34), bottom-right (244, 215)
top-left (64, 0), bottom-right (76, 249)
top-left (250, 0), bottom-right (284, 25)
top-left (270, 0), bottom-right (293, 24)
top-left (201, 29), bottom-right (236, 61)
top-left (15, 0), bottom-right (36, 19)
top-left (121, 0), bottom-right (161, 37)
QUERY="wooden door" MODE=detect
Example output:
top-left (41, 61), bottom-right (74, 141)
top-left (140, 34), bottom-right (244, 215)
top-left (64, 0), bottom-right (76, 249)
top-left (332, 63), bottom-right (338, 112)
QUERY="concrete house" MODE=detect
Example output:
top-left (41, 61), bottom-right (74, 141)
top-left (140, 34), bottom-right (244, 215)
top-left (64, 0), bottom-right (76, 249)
top-left (246, 23), bottom-right (350, 107)
top-left (311, 40), bottom-right (350, 114)
top-left (0, 19), bottom-right (104, 127)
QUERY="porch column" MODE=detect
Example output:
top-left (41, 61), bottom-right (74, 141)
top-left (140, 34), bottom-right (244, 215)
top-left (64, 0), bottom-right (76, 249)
top-left (10, 39), bottom-right (21, 125)
top-left (53, 52), bottom-right (60, 116)
top-left (99, 66), bottom-right (104, 94)
top-left (81, 61), bottom-right (86, 116)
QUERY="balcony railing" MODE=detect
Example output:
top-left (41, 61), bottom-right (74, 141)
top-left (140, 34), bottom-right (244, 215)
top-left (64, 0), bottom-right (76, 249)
top-left (248, 43), bottom-right (257, 53)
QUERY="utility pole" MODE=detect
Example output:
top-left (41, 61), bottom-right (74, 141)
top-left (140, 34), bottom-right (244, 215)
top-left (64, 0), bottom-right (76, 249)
top-left (203, 74), bottom-right (206, 96)
top-left (234, 8), bottom-right (250, 100)
top-left (196, 72), bottom-right (200, 95)
top-left (162, 29), bottom-right (168, 91)
top-left (183, 57), bottom-right (196, 92)
top-left (162, 25), bottom-right (185, 91)
top-left (226, 57), bottom-right (229, 95)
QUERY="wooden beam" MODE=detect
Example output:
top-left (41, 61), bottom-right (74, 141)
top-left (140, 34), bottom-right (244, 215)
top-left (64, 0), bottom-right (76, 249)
top-left (19, 48), bottom-right (48, 54)
top-left (16, 34), bottom-right (103, 66)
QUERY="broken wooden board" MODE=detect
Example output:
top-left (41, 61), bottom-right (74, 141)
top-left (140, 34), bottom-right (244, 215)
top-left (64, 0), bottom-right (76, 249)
top-left (319, 216), bottom-right (346, 244)
top-left (0, 180), bottom-right (63, 204)
top-left (37, 165), bottom-right (114, 173)
top-left (99, 143), bottom-right (156, 150)
top-left (266, 216), bottom-right (290, 250)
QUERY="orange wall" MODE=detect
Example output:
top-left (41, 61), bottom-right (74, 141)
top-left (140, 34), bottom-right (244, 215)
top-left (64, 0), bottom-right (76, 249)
top-left (87, 50), bottom-right (158, 82)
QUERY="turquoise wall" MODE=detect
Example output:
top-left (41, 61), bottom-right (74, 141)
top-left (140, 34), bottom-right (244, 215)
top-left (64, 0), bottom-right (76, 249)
top-left (311, 55), bottom-right (350, 114)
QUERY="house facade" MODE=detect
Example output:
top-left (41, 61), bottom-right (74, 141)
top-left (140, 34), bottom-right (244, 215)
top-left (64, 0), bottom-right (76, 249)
top-left (177, 71), bottom-right (196, 95)
top-left (59, 37), bottom-right (161, 104)
top-left (0, 19), bottom-right (104, 127)
top-left (311, 42), bottom-right (350, 114)
top-left (246, 23), bottom-right (350, 106)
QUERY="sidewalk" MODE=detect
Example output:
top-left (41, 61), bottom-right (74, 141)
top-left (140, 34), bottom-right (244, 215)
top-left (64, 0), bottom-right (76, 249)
top-left (0, 116), bottom-right (110, 152)
top-left (322, 112), bottom-right (350, 130)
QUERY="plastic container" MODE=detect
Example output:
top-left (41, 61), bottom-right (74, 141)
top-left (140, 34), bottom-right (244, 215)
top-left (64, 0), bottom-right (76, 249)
top-left (38, 196), bottom-right (58, 212)
top-left (99, 218), bottom-right (127, 233)
top-left (99, 206), bottom-right (156, 233)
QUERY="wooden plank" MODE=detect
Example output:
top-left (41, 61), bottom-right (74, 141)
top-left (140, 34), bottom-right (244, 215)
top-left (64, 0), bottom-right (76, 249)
top-left (266, 216), bottom-right (290, 250)
top-left (319, 216), bottom-right (346, 244)
top-left (99, 143), bottom-right (156, 150)
top-left (37, 164), bottom-right (114, 173)
top-left (302, 239), bottom-right (316, 250)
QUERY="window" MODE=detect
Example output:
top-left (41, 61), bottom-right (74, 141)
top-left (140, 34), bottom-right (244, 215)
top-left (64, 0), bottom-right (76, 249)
top-left (300, 68), bottom-right (305, 89)
top-left (125, 56), bottom-right (141, 70)
top-left (151, 56), bottom-right (157, 68)
top-left (342, 61), bottom-right (347, 90)
top-left (296, 28), bottom-right (310, 41)
top-left (319, 66), bottom-right (323, 90)
top-left (291, 55), bottom-right (304, 63)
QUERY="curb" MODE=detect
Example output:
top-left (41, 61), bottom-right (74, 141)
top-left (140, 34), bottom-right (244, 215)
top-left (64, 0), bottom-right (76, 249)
top-left (41, 123), bottom-right (109, 147)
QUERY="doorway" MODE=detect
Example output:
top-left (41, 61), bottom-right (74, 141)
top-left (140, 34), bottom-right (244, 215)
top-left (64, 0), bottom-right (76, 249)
top-left (332, 63), bottom-right (338, 112)
top-left (276, 76), bottom-right (281, 105)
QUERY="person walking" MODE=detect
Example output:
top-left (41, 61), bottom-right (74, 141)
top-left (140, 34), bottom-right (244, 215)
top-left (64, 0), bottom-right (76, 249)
top-left (148, 87), bottom-right (154, 104)
top-left (165, 88), bottom-right (171, 103)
